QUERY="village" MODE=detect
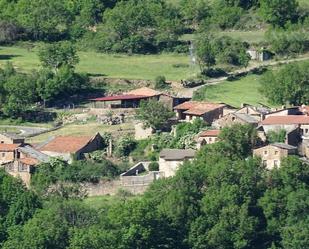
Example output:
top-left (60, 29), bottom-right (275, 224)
top-left (0, 85), bottom-right (308, 195)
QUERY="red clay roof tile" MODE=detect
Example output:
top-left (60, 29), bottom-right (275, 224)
top-left (199, 130), bottom-right (220, 137)
top-left (40, 136), bottom-right (93, 153)
top-left (0, 144), bottom-right (21, 151)
top-left (261, 115), bottom-right (309, 125)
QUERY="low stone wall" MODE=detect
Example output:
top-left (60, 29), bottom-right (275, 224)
top-left (84, 179), bottom-right (150, 196)
top-left (84, 171), bottom-right (164, 196)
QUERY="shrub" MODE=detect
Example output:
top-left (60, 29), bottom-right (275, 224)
top-left (115, 135), bottom-right (137, 157)
top-left (154, 75), bottom-right (168, 89)
top-left (148, 162), bottom-right (159, 171)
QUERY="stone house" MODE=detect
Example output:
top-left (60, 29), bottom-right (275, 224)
top-left (236, 105), bottom-right (270, 121)
top-left (265, 107), bottom-right (302, 119)
top-left (3, 145), bottom-right (50, 186)
top-left (213, 112), bottom-right (259, 129)
top-left (246, 48), bottom-right (272, 61)
top-left (90, 87), bottom-right (189, 110)
top-left (0, 133), bottom-right (24, 144)
top-left (174, 101), bottom-right (226, 124)
top-left (159, 149), bottom-right (195, 177)
top-left (260, 115), bottom-right (309, 134)
top-left (39, 133), bottom-right (104, 163)
top-left (0, 133), bottom-right (25, 165)
top-left (0, 143), bottom-right (21, 164)
top-left (197, 130), bottom-right (220, 149)
top-left (253, 143), bottom-right (297, 170)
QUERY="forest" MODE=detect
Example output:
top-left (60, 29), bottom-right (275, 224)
top-left (0, 124), bottom-right (308, 249)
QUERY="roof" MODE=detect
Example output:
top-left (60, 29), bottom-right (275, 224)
top-left (126, 87), bottom-right (160, 97)
top-left (90, 94), bottom-right (149, 102)
top-left (199, 130), bottom-right (220, 137)
top-left (40, 135), bottom-right (95, 154)
top-left (19, 158), bottom-right (39, 166)
top-left (234, 113), bottom-right (259, 123)
top-left (175, 101), bottom-right (226, 116)
top-left (0, 143), bottom-right (21, 151)
top-left (261, 115), bottom-right (309, 125)
top-left (18, 145), bottom-right (50, 163)
top-left (272, 143), bottom-right (297, 150)
top-left (159, 149), bottom-right (196, 161)
top-left (0, 132), bottom-right (24, 140)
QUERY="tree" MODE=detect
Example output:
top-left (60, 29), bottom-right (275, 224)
top-left (260, 61), bottom-right (309, 106)
top-left (38, 41), bottom-right (79, 71)
top-left (179, 0), bottom-right (210, 25)
top-left (219, 123), bottom-right (259, 159)
top-left (196, 33), bottom-right (216, 70)
top-left (259, 0), bottom-right (299, 27)
top-left (154, 75), bottom-right (168, 89)
top-left (267, 129), bottom-right (287, 143)
top-left (15, 0), bottom-right (70, 41)
top-left (3, 73), bottom-right (38, 118)
top-left (137, 99), bottom-right (174, 130)
top-left (0, 21), bottom-right (20, 44)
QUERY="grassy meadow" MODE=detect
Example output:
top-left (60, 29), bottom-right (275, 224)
top-left (193, 74), bottom-right (271, 108)
top-left (0, 45), bottom-right (198, 81)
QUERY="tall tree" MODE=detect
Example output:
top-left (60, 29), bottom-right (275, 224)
top-left (137, 99), bottom-right (174, 130)
top-left (259, 0), bottom-right (299, 27)
top-left (38, 41), bottom-right (79, 71)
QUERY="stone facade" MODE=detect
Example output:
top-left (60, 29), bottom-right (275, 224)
top-left (253, 143), bottom-right (297, 169)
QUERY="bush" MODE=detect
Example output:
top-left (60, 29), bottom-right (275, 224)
top-left (115, 135), bottom-right (137, 157)
top-left (148, 162), bottom-right (159, 171)
top-left (154, 75), bottom-right (168, 89)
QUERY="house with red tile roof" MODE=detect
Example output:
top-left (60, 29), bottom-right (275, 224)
top-left (260, 115), bottom-right (309, 134)
top-left (38, 133), bottom-right (104, 163)
top-left (174, 101), bottom-right (226, 124)
top-left (90, 87), bottom-right (190, 109)
top-left (197, 130), bottom-right (220, 149)
top-left (3, 145), bottom-right (50, 187)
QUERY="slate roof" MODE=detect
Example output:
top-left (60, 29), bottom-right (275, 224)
top-left (160, 149), bottom-right (196, 161)
top-left (199, 130), bottom-right (220, 137)
top-left (18, 145), bottom-right (50, 163)
top-left (272, 143), bottom-right (297, 150)
top-left (261, 115), bottom-right (309, 125)
top-left (39, 135), bottom-right (94, 153)
top-left (1, 132), bottom-right (24, 140)
top-left (234, 113), bottom-right (259, 123)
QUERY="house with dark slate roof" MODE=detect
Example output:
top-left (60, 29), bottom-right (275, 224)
top-left (253, 143), bottom-right (297, 169)
top-left (159, 149), bottom-right (196, 177)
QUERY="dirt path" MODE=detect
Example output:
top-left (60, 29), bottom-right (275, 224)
top-left (174, 55), bottom-right (309, 98)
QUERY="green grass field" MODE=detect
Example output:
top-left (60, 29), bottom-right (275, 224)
top-left (0, 45), bottom-right (198, 81)
top-left (193, 74), bottom-right (271, 107)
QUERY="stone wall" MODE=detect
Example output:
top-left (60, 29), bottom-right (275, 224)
top-left (84, 171), bottom-right (164, 196)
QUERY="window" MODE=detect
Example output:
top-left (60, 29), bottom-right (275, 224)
top-left (306, 129), bottom-right (309, 134)
top-left (274, 160), bottom-right (279, 167)
top-left (232, 117), bottom-right (236, 121)
top-left (19, 164), bottom-right (28, 172)
top-left (209, 138), bottom-right (212, 142)
top-left (275, 151), bottom-right (279, 155)
top-left (263, 160), bottom-right (267, 166)
top-left (2, 152), bottom-right (5, 157)
top-left (0, 141), bottom-right (4, 144)
top-left (264, 150), bottom-right (268, 155)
